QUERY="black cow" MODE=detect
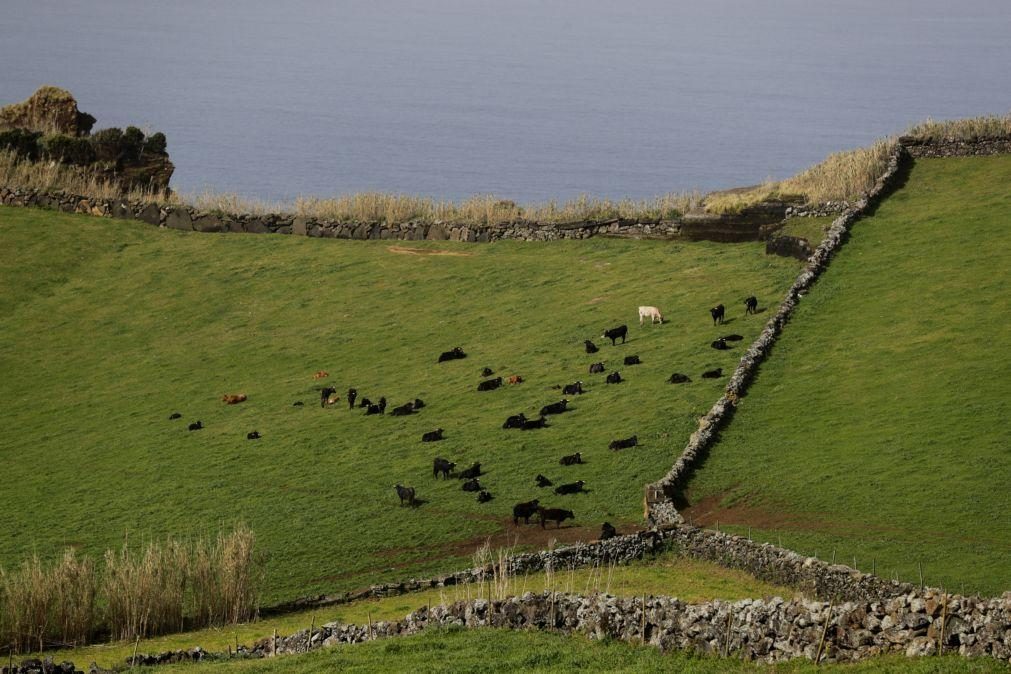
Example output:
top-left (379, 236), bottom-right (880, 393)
top-left (668, 373), bottom-right (691, 384)
top-left (347, 388), bottom-right (358, 410)
top-left (562, 381), bottom-right (584, 395)
top-left (391, 402), bottom-right (414, 416)
top-left (600, 522), bottom-right (617, 540)
top-left (744, 296), bottom-right (758, 315)
top-left (433, 457), bottom-right (456, 479)
top-left (623, 355), bottom-right (640, 366)
top-left (481, 367), bottom-right (494, 377)
top-left (462, 478), bottom-right (481, 492)
top-left (559, 452), bottom-right (583, 466)
top-left (588, 362), bottom-right (606, 374)
top-left (606, 371), bottom-right (622, 384)
top-left (710, 304), bottom-right (725, 325)
top-left (711, 338), bottom-right (730, 350)
top-left (459, 462), bottom-right (482, 480)
top-left (422, 428), bottom-right (444, 442)
top-left (168, 412), bottom-right (182, 420)
top-left (292, 401), bottom-right (304, 407)
top-left (438, 347), bottom-right (467, 363)
top-left (702, 368), bottom-right (723, 379)
top-left (413, 398), bottom-right (426, 409)
top-left (540, 399), bottom-right (569, 416)
top-left (521, 416), bottom-right (548, 430)
top-left (584, 340), bottom-right (599, 354)
top-left (188, 421), bottom-right (203, 431)
top-left (554, 480), bottom-right (586, 495)
top-left (378, 397), bottom-right (387, 414)
top-left (513, 499), bottom-right (540, 525)
top-left (502, 413), bottom-right (527, 429)
top-left (477, 377), bottom-right (503, 392)
top-left (602, 324), bottom-right (628, 345)
top-left (359, 397), bottom-right (372, 409)
top-left (365, 403), bottom-right (382, 415)
top-left (535, 474), bottom-right (553, 488)
top-left (395, 484), bottom-right (417, 507)
top-left (320, 386), bottom-right (337, 408)
top-left (539, 507), bottom-right (575, 529)
top-left (609, 436), bottom-right (637, 451)
top-left (477, 490), bottom-right (493, 503)
top-left (247, 431), bottom-right (261, 440)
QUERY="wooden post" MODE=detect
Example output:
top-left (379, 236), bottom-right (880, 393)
top-left (815, 597), bottom-right (835, 665)
top-left (272, 628), bottom-right (277, 657)
top-left (641, 595), bottom-right (646, 644)
top-left (938, 590), bottom-right (948, 656)
top-left (308, 615), bottom-right (315, 651)
top-left (918, 562), bottom-right (924, 589)
top-left (723, 609), bottom-right (733, 656)
top-left (368, 611), bottom-right (373, 640)
top-left (131, 635), bottom-right (140, 669)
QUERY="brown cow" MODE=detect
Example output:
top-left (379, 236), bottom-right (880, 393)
top-left (222, 394), bottom-right (247, 405)
top-left (312, 370), bottom-right (329, 380)
top-left (507, 375), bottom-right (524, 385)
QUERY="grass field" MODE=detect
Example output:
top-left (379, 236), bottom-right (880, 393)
top-left (776, 216), bottom-right (835, 245)
top-left (0, 205), bottom-right (800, 604)
top-left (682, 156), bottom-right (1011, 595)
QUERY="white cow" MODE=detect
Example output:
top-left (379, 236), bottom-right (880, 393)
top-left (638, 306), bottom-right (664, 325)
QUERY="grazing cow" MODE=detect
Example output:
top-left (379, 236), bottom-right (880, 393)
top-left (521, 416), bottom-right (548, 430)
top-left (535, 474), bottom-right (553, 488)
top-left (247, 431), bottom-right (261, 440)
top-left (433, 457), bottom-right (456, 479)
top-left (606, 371), bottom-right (622, 384)
top-left (222, 393), bottom-right (247, 405)
top-left (168, 412), bottom-right (182, 420)
top-left (722, 334), bottom-right (744, 341)
top-left (188, 421), bottom-right (203, 431)
top-left (623, 355), bottom-right (640, 366)
top-left (609, 435), bottom-right (638, 451)
top-left (584, 340), bottom-right (599, 354)
top-left (312, 370), bottom-right (329, 380)
top-left (320, 387), bottom-right (337, 408)
top-left (502, 413), bottom-right (527, 430)
top-left (559, 452), bottom-right (583, 466)
top-left (711, 338), bottom-right (729, 350)
top-left (395, 484), bottom-right (417, 507)
top-left (347, 388), bottom-right (358, 410)
top-left (477, 490), bottom-right (493, 503)
top-left (539, 508), bottom-right (575, 529)
top-left (513, 499), bottom-right (540, 525)
top-left (554, 480), bottom-right (586, 495)
top-left (359, 397), bottom-right (372, 409)
top-left (378, 397), bottom-right (387, 414)
top-left (668, 373), bottom-right (691, 384)
top-left (702, 367), bottom-right (723, 379)
top-left (600, 522), bottom-right (617, 540)
top-left (602, 324), bottom-right (628, 345)
top-left (391, 402), bottom-right (414, 416)
top-left (540, 399), bottom-right (569, 416)
top-left (710, 304), bottom-right (725, 325)
top-left (462, 478), bottom-right (481, 492)
top-left (744, 296), bottom-right (758, 315)
top-left (481, 367), bottom-right (494, 377)
top-left (422, 428), bottom-right (444, 442)
top-left (292, 401), bottom-right (304, 407)
top-left (459, 462), bottom-right (482, 480)
top-left (413, 398), bottom-right (426, 409)
top-left (507, 375), bottom-right (524, 385)
top-left (588, 362), bottom-right (606, 374)
top-left (562, 381), bottom-right (584, 396)
top-left (365, 403), bottom-right (382, 415)
top-left (438, 347), bottom-right (467, 363)
top-left (477, 377), bottom-right (503, 392)
top-left (638, 306), bottom-right (663, 325)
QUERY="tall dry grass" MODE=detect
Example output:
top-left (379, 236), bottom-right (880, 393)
top-left (0, 150), bottom-right (171, 204)
top-left (905, 113), bottom-right (1011, 142)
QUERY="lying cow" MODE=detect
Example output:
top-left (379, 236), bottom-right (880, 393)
top-left (320, 387), bottom-right (337, 408)
top-left (358, 397), bottom-right (372, 409)
top-left (477, 377), bottom-right (503, 392)
top-left (188, 421), bottom-right (203, 431)
top-left (539, 507), bottom-right (575, 528)
top-left (606, 371), bottom-right (622, 384)
top-left (513, 499), bottom-right (540, 525)
top-left (477, 490), bottom-right (493, 503)
top-left (668, 373), bottom-right (691, 384)
top-left (602, 324), bottom-right (628, 345)
top-left (710, 304), bottom-right (725, 325)
top-left (540, 399), bottom-right (569, 416)
top-left (390, 402), bottom-right (415, 416)
top-left (600, 522), bottom-right (617, 540)
top-left (413, 398), bottom-right (426, 409)
top-left (395, 484), bottom-right (417, 507)
top-left (584, 340), bottom-right (599, 354)
top-left (169, 412), bottom-right (182, 420)
top-left (521, 416), bottom-right (548, 430)
top-left (365, 403), bottom-right (382, 415)
top-left (711, 337), bottom-right (730, 350)
top-left (562, 381), bottom-right (584, 395)
top-left (535, 474), bottom-right (553, 488)
top-left (638, 306), bottom-right (663, 325)
top-left (312, 370), bottom-right (329, 380)
top-left (222, 393), bottom-right (247, 405)
top-left (422, 428), bottom-right (444, 442)
top-left (609, 435), bottom-right (638, 451)
top-left (722, 334), bottom-right (744, 341)
top-left (702, 368), bottom-right (723, 379)
top-left (438, 347), bottom-right (467, 363)
top-left (588, 362), bottom-right (605, 374)
top-left (503, 413), bottom-right (527, 429)
top-left (462, 478), bottom-right (481, 492)
top-left (554, 480), bottom-right (586, 495)
top-left (507, 375), bottom-right (524, 385)
top-left (481, 367), bottom-right (494, 377)
top-left (246, 431), bottom-right (261, 440)
top-left (744, 296), bottom-right (758, 315)
top-left (433, 457), bottom-right (456, 479)
top-left (623, 355), bottom-right (640, 365)
top-left (559, 452), bottom-right (583, 466)
top-left (459, 462), bottom-right (482, 479)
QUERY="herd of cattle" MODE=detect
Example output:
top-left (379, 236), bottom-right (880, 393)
top-left (168, 296), bottom-right (759, 541)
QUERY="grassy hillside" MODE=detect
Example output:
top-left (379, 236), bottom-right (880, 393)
top-left (683, 156), bottom-right (1011, 595)
top-left (0, 206), bottom-right (799, 603)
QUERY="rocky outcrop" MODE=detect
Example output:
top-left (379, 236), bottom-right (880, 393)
top-left (0, 86), bottom-right (95, 136)
top-left (765, 234), bottom-right (813, 260)
top-left (899, 135), bottom-right (1011, 158)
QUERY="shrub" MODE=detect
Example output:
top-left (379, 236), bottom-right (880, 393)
top-left (0, 128), bottom-right (42, 161)
top-left (89, 127), bottom-right (124, 164)
top-left (39, 134), bottom-right (96, 166)
top-left (145, 131), bottom-right (167, 156)
top-left (121, 126), bottom-right (146, 163)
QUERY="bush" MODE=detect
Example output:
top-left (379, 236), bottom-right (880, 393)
top-left (89, 127), bottom-right (124, 163)
top-left (39, 134), bottom-right (96, 166)
top-left (121, 126), bottom-right (146, 163)
top-left (0, 128), bottom-right (42, 161)
top-left (145, 131), bottom-right (167, 156)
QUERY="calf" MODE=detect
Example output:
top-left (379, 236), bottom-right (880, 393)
top-left (512, 499), bottom-right (540, 525)
top-left (433, 457), bottom-right (456, 479)
top-left (477, 377), bottom-right (503, 392)
top-left (702, 367), bottom-right (723, 379)
top-left (413, 398), bottom-right (426, 409)
top-left (601, 324), bottom-right (628, 345)
top-left (312, 370), bottom-right (329, 380)
top-left (554, 480), bottom-right (586, 495)
top-left (539, 507), bottom-right (575, 528)
top-left (438, 347), bottom-right (467, 363)
top-left (600, 522), bottom-right (617, 540)
top-left (559, 452), bottom-right (583, 466)
top-left (188, 421), bottom-right (203, 431)
top-left (521, 416), bottom-right (548, 430)
top-left (320, 387), bottom-right (337, 408)
top-left (481, 367), bottom-right (494, 377)
top-left (668, 373), bottom-right (691, 384)
top-left (347, 388), bottom-right (358, 410)
top-left (588, 362), bottom-right (605, 374)
top-left (477, 490), bottom-right (493, 503)
top-left (365, 403), bottom-right (382, 415)
top-left (390, 402), bottom-right (415, 416)
top-left (378, 397), bottom-right (387, 414)
top-left (584, 340), bottom-right (599, 354)
top-left (638, 306), bottom-right (663, 325)
top-left (605, 371), bottom-right (622, 384)
top-left (222, 393), bottom-right (247, 405)
top-left (535, 474), bottom-right (553, 488)
top-left (395, 484), bottom-right (417, 507)
top-left (462, 478), bottom-right (481, 492)
top-left (502, 413), bottom-right (527, 429)
top-left (623, 355), bottom-right (640, 366)
top-left (710, 304), bottom-right (725, 325)
top-left (358, 397), bottom-right (372, 409)
top-left (711, 337), bottom-right (729, 350)
top-left (458, 462), bottom-right (482, 480)
top-left (507, 375), bottom-right (524, 385)
top-left (246, 431), bottom-right (261, 440)
top-left (744, 296), bottom-right (758, 315)
top-left (562, 381), bottom-right (584, 395)
top-left (168, 412), bottom-right (182, 420)
top-left (609, 435), bottom-right (638, 451)
top-left (422, 428), bottom-right (444, 442)
top-left (540, 399), bottom-right (569, 416)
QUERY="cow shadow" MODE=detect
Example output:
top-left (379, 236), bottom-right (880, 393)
top-left (719, 317), bottom-right (736, 325)
top-left (408, 498), bottom-right (429, 508)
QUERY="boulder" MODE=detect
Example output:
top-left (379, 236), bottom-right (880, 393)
top-left (292, 217), bottom-right (308, 236)
top-left (165, 209), bottom-right (193, 231)
top-left (193, 214), bottom-right (224, 233)
top-left (244, 219), bottom-right (269, 234)
top-left (138, 203), bottom-right (161, 225)
top-left (426, 224), bottom-right (448, 241)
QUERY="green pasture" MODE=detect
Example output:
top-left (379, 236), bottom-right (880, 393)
top-left (683, 156), bottom-right (1011, 595)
